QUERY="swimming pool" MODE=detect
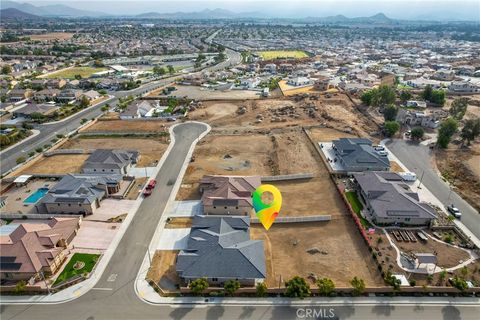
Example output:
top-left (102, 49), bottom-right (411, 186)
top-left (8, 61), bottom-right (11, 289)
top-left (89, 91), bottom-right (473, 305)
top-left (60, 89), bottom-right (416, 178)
top-left (24, 187), bottom-right (49, 204)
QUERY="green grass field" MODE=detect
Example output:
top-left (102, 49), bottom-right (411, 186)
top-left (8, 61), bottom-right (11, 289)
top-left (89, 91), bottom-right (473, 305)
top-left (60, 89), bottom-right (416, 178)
top-left (257, 50), bottom-right (309, 60)
top-left (53, 253), bottom-right (100, 285)
top-left (345, 191), bottom-right (372, 228)
top-left (42, 67), bottom-right (108, 79)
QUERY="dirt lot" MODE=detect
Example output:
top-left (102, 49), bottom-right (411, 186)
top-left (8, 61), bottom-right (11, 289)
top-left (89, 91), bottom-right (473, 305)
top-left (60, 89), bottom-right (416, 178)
top-left (165, 217), bottom-right (192, 229)
top-left (435, 141), bottom-right (480, 212)
top-left (176, 134), bottom-right (274, 200)
top-left (82, 120), bottom-right (169, 133)
top-left (251, 220), bottom-right (384, 288)
top-left (125, 177), bottom-right (147, 200)
top-left (61, 137), bottom-right (168, 167)
top-left (29, 32), bottom-right (74, 41)
top-left (147, 250), bottom-right (181, 293)
top-left (17, 154), bottom-right (89, 175)
top-left (187, 94), bottom-right (378, 137)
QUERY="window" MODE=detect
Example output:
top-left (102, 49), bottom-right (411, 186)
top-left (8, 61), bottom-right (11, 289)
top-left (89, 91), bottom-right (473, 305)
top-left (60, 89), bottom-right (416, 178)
top-left (236, 206), bottom-right (239, 209)
top-left (224, 206), bottom-right (227, 209)
top-left (213, 206), bottom-right (216, 209)
top-left (68, 204), bottom-right (71, 207)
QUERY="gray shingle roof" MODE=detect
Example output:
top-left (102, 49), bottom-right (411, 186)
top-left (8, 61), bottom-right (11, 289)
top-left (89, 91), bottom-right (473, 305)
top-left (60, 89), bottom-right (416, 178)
top-left (82, 149), bottom-right (139, 171)
top-left (176, 216), bottom-right (266, 280)
top-left (333, 138), bottom-right (390, 171)
top-left (353, 172), bottom-right (437, 220)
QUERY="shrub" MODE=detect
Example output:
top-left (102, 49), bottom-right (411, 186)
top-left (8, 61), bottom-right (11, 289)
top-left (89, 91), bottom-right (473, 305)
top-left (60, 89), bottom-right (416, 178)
top-left (256, 282), bottom-right (267, 297)
top-left (35, 147), bottom-right (43, 153)
top-left (284, 276), bottom-right (311, 299)
top-left (188, 278), bottom-right (208, 296)
top-left (224, 279), bottom-right (241, 296)
top-left (350, 277), bottom-right (366, 296)
top-left (16, 156), bottom-right (26, 164)
top-left (317, 278), bottom-right (335, 296)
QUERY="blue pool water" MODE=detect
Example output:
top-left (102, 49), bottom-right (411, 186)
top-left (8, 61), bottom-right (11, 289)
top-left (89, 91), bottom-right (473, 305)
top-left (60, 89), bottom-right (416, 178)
top-left (24, 187), bottom-right (49, 204)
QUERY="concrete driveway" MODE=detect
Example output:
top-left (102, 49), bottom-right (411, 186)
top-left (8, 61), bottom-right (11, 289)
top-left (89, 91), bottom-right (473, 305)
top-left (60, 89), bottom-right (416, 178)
top-left (156, 228), bottom-right (191, 250)
top-left (167, 200), bottom-right (203, 217)
top-left (84, 199), bottom-right (136, 222)
top-left (71, 221), bottom-right (121, 250)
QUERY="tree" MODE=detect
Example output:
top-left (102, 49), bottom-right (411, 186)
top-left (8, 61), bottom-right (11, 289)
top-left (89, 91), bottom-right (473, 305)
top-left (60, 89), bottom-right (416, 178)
top-left (80, 118), bottom-right (88, 124)
top-left (189, 278), bottom-right (209, 296)
top-left (449, 98), bottom-right (468, 120)
top-left (153, 66), bottom-right (166, 76)
top-left (383, 104), bottom-right (398, 121)
top-left (384, 121), bottom-right (400, 137)
top-left (422, 85), bottom-right (433, 101)
top-left (101, 105), bottom-right (109, 113)
top-left (350, 277), bottom-right (365, 296)
top-left (284, 276), bottom-right (311, 299)
top-left (79, 96), bottom-right (90, 108)
top-left (196, 53), bottom-right (206, 62)
top-left (15, 280), bottom-right (27, 293)
top-left (167, 65), bottom-right (175, 75)
top-left (224, 279), bottom-right (241, 296)
top-left (410, 127), bottom-right (425, 140)
top-left (16, 156), bottom-right (26, 164)
top-left (431, 90), bottom-right (446, 106)
top-left (384, 272), bottom-right (401, 291)
top-left (375, 85), bottom-right (396, 107)
top-left (437, 118), bottom-right (458, 148)
top-left (361, 89), bottom-right (375, 106)
top-left (460, 118), bottom-right (480, 145)
top-left (400, 90), bottom-right (412, 104)
top-left (316, 278), bottom-right (335, 296)
top-left (0, 134), bottom-right (11, 147)
top-left (256, 282), bottom-right (267, 297)
top-left (1, 64), bottom-right (12, 74)
top-left (450, 276), bottom-right (468, 291)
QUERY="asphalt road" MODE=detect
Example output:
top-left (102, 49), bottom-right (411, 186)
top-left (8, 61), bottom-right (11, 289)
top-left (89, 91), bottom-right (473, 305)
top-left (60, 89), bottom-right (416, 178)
top-left (387, 139), bottom-right (480, 239)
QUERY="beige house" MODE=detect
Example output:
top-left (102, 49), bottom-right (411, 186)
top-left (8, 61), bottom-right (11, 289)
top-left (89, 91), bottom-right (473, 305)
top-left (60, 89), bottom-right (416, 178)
top-left (199, 175), bottom-right (261, 216)
top-left (0, 217), bottom-right (80, 282)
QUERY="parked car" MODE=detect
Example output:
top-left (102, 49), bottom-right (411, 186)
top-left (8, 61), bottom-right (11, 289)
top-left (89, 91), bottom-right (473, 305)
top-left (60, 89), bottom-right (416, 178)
top-left (147, 179), bottom-right (156, 189)
top-left (447, 204), bottom-right (462, 219)
top-left (167, 117), bottom-right (177, 122)
top-left (143, 188), bottom-right (152, 196)
top-left (374, 145), bottom-right (385, 151)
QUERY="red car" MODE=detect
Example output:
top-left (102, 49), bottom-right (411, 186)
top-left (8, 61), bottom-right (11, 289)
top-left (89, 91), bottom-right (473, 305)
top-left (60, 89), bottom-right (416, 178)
top-left (143, 188), bottom-right (152, 196)
top-left (147, 179), bottom-right (156, 189)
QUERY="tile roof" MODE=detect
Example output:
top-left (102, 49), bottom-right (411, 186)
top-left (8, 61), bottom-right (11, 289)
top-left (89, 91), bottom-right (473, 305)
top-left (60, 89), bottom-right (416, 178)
top-left (82, 149), bottom-right (139, 171)
top-left (200, 175), bottom-right (261, 208)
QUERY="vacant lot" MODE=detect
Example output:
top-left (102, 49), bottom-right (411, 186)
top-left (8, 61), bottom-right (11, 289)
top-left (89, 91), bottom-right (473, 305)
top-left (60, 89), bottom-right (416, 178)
top-left (41, 67), bottom-right (108, 79)
top-left (61, 137), bottom-right (168, 167)
top-left (29, 32), bottom-right (74, 41)
top-left (176, 134), bottom-right (274, 200)
top-left (147, 250), bottom-right (181, 293)
top-left (251, 220), bottom-right (383, 288)
top-left (83, 120), bottom-right (169, 133)
top-left (257, 50), bottom-right (309, 60)
top-left (17, 154), bottom-right (89, 175)
top-left (307, 126), bottom-right (358, 141)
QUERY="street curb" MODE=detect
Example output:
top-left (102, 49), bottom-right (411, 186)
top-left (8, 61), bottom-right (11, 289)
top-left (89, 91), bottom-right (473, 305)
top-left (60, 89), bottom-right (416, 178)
top-left (0, 129), bottom-right (40, 155)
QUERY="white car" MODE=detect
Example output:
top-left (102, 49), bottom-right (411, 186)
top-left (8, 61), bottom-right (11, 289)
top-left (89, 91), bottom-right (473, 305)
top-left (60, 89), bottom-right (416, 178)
top-left (447, 204), bottom-right (462, 219)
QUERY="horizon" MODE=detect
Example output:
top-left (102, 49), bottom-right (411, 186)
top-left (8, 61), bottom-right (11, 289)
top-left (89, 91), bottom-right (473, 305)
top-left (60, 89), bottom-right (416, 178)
top-left (2, 0), bottom-right (480, 21)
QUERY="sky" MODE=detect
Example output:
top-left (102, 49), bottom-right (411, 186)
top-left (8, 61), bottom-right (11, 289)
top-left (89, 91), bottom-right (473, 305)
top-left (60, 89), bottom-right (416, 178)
top-left (12, 1), bottom-right (480, 20)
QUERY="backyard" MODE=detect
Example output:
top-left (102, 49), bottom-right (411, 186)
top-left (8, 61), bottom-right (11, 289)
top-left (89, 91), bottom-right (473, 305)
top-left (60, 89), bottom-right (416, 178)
top-left (41, 67), bottom-right (108, 79)
top-left (53, 253), bottom-right (100, 285)
top-left (345, 191), bottom-right (371, 228)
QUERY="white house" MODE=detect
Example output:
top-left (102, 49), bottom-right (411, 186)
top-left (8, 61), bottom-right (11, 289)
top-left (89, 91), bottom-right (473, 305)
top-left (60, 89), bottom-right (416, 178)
top-left (287, 76), bottom-right (311, 87)
top-left (448, 81), bottom-right (480, 93)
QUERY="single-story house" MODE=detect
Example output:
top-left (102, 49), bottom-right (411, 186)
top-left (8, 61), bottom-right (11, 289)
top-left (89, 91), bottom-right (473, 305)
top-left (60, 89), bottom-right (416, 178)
top-left (332, 138), bottom-right (390, 173)
top-left (353, 171), bottom-right (437, 226)
top-left (12, 103), bottom-right (58, 119)
top-left (287, 76), bottom-right (311, 87)
top-left (81, 149), bottom-right (139, 174)
top-left (57, 89), bottom-right (83, 103)
top-left (199, 175), bottom-right (261, 216)
top-left (176, 215), bottom-right (266, 286)
top-left (0, 217), bottom-right (80, 282)
top-left (81, 90), bottom-right (100, 102)
top-left (33, 89), bottom-right (61, 102)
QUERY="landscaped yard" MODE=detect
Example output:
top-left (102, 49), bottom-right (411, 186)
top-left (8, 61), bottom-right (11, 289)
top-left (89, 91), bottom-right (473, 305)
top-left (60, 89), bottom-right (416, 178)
top-left (345, 191), bottom-right (372, 228)
top-left (41, 67), bottom-right (108, 79)
top-left (257, 50), bottom-right (309, 60)
top-left (53, 253), bottom-right (100, 285)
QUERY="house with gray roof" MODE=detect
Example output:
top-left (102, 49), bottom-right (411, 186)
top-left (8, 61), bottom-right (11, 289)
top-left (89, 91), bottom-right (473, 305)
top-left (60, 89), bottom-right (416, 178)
top-left (82, 149), bottom-right (139, 174)
top-left (35, 174), bottom-right (123, 215)
top-left (176, 215), bottom-right (266, 286)
top-left (332, 138), bottom-right (390, 173)
top-left (353, 172), bottom-right (437, 226)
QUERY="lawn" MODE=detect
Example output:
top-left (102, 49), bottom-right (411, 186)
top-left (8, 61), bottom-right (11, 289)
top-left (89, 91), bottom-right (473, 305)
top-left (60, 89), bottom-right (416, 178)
top-left (53, 253), bottom-right (100, 285)
top-left (345, 191), bottom-right (372, 228)
top-left (41, 67), bottom-right (108, 79)
top-left (257, 50), bottom-right (309, 60)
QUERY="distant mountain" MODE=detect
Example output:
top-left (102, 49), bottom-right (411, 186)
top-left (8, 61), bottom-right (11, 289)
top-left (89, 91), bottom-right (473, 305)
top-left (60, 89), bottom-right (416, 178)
top-left (135, 8), bottom-right (263, 20)
top-left (0, 7), bottom-right (42, 20)
top-left (0, 0), bottom-right (107, 17)
top-left (304, 12), bottom-right (395, 24)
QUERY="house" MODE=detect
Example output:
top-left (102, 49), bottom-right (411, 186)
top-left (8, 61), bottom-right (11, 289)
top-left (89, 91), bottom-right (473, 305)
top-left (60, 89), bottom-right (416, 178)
top-left (120, 100), bottom-right (158, 119)
top-left (46, 79), bottom-right (67, 89)
top-left (35, 174), bottom-right (124, 215)
top-left (12, 103), bottom-right (58, 119)
top-left (263, 63), bottom-right (277, 73)
top-left (448, 81), bottom-right (480, 93)
top-left (176, 215), bottom-right (266, 286)
top-left (331, 138), bottom-right (390, 172)
top-left (397, 110), bottom-right (441, 129)
top-left (57, 89), bottom-right (82, 103)
top-left (352, 171), bottom-right (437, 226)
top-left (81, 90), bottom-right (100, 102)
top-left (287, 76), bottom-right (311, 87)
top-left (240, 78), bottom-right (261, 89)
top-left (33, 89), bottom-right (61, 102)
top-left (0, 217), bottom-right (80, 282)
top-left (0, 196), bottom-right (7, 209)
top-left (432, 69), bottom-right (455, 81)
top-left (8, 89), bottom-right (32, 102)
top-left (82, 149), bottom-right (139, 174)
top-left (406, 100), bottom-right (427, 108)
top-left (199, 175), bottom-right (261, 216)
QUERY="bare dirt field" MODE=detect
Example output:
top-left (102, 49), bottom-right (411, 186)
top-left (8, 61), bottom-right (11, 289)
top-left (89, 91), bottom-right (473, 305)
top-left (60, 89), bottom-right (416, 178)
top-left (17, 154), bottom-right (89, 175)
top-left (250, 220), bottom-right (384, 288)
top-left (147, 250), bottom-right (181, 293)
top-left (82, 120), bottom-right (169, 133)
top-left (29, 32), bottom-right (74, 41)
top-left (187, 94), bottom-right (378, 137)
top-left (176, 134), bottom-right (274, 200)
top-left (436, 141), bottom-right (480, 212)
top-left (165, 217), bottom-right (192, 229)
top-left (61, 137), bottom-right (168, 167)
